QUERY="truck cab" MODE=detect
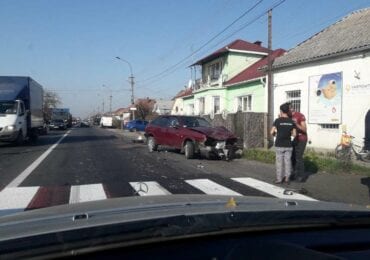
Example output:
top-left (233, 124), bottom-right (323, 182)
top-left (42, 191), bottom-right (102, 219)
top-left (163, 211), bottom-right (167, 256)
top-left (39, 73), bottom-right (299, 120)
top-left (0, 100), bottom-right (27, 143)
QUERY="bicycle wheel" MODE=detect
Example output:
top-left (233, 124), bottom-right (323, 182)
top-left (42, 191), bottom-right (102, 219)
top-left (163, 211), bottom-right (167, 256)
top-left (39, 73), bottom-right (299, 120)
top-left (360, 151), bottom-right (370, 163)
top-left (335, 145), bottom-right (351, 161)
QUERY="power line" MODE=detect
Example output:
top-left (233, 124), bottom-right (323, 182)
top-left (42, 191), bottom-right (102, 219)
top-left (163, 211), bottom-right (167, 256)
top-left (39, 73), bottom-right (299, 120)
top-left (139, 0), bottom-right (264, 84)
top-left (136, 0), bottom-right (287, 96)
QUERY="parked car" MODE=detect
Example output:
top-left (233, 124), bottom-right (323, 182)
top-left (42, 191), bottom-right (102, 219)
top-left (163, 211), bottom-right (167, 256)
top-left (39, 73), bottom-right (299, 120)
top-left (125, 119), bottom-right (148, 132)
top-left (145, 115), bottom-right (240, 160)
top-left (49, 119), bottom-right (67, 130)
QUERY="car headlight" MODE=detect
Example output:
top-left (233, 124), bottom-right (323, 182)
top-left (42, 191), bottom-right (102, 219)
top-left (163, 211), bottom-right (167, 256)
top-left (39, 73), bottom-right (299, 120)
top-left (5, 125), bottom-right (16, 131)
top-left (215, 141), bottom-right (226, 149)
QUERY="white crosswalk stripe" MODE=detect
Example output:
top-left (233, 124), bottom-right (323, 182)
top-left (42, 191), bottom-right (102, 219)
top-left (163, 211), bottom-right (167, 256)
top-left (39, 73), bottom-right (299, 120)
top-left (129, 181), bottom-right (171, 196)
top-left (0, 186), bottom-right (40, 214)
top-left (185, 179), bottom-right (242, 196)
top-left (0, 177), bottom-right (318, 216)
top-left (232, 177), bottom-right (317, 201)
top-left (69, 184), bottom-right (107, 204)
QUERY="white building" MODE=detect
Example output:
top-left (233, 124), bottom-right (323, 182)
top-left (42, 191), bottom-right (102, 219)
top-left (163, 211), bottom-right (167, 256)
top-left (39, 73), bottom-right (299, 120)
top-left (273, 8), bottom-right (370, 151)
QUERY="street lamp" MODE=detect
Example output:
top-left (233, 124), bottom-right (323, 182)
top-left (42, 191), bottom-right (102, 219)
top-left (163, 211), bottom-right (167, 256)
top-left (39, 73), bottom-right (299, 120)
top-left (97, 93), bottom-right (104, 114)
top-left (102, 84), bottom-right (112, 114)
top-left (115, 56), bottom-right (134, 105)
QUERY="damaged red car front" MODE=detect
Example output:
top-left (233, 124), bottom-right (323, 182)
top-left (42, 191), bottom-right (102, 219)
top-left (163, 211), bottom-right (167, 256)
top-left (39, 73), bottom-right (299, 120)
top-left (145, 115), bottom-right (241, 160)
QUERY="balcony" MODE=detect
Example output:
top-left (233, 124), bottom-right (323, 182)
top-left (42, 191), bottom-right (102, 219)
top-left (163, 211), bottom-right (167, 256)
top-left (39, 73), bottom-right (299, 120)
top-left (193, 74), bottom-right (228, 91)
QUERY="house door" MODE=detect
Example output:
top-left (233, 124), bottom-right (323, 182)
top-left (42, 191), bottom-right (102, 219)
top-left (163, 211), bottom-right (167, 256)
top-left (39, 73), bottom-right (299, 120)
top-left (365, 109), bottom-right (370, 150)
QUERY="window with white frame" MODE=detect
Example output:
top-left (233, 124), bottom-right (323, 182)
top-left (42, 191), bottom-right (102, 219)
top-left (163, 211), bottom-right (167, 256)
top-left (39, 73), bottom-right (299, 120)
top-left (208, 62), bottom-right (222, 80)
top-left (187, 104), bottom-right (194, 115)
top-left (213, 96), bottom-right (220, 114)
top-left (320, 124), bottom-right (339, 129)
top-left (286, 90), bottom-right (301, 112)
top-left (238, 95), bottom-right (252, 112)
top-left (198, 98), bottom-right (205, 115)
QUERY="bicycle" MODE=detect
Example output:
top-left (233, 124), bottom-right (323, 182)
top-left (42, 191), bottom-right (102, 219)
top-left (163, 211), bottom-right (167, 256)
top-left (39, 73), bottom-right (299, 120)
top-left (335, 132), bottom-right (370, 163)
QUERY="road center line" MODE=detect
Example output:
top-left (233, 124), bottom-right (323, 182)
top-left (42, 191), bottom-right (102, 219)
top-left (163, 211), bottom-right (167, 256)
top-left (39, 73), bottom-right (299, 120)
top-left (5, 130), bottom-right (71, 188)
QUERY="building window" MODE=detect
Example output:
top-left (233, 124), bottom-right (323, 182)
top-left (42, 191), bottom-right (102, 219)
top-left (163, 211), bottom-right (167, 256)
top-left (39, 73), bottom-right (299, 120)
top-left (188, 104), bottom-right (194, 115)
top-left (286, 90), bottom-right (301, 112)
top-left (198, 98), bottom-right (205, 115)
top-left (238, 95), bottom-right (252, 112)
top-left (213, 96), bottom-right (220, 114)
top-left (208, 62), bottom-right (221, 80)
top-left (320, 124), bottom-right (339, 129)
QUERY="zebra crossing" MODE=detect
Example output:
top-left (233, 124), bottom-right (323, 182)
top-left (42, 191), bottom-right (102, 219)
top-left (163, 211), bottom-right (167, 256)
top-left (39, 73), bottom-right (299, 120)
top-left (0, 177), bottom-right (317, 215)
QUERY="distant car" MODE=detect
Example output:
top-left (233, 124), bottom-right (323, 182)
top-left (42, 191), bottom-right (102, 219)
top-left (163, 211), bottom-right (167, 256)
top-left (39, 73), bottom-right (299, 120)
top-left (144, 115), bottom-right (239, 160)
top-left (49, 119), bottom-right (67, 130)
top-left (80, 121), bottom-right (90, 128)
top-left (125, 119), bottom-right (148, 132)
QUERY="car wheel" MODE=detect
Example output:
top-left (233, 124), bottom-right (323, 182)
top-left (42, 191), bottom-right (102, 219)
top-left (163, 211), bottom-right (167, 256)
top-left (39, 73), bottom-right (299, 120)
top-left (184, 141), bottom-right (194, 159)
top-left (147, 136), bottom-right (158, 152)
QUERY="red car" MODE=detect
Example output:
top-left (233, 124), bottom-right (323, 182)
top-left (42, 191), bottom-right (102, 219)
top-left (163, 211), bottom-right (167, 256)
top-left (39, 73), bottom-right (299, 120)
top-left (145, 115), bottom-right (239, 160)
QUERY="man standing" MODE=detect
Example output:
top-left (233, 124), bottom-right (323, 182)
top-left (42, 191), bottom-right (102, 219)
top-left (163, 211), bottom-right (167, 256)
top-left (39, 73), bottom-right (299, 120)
top-left (271, 103), bottom-right (296, 184)
top-left (287, 102), bottom-right (308, 182)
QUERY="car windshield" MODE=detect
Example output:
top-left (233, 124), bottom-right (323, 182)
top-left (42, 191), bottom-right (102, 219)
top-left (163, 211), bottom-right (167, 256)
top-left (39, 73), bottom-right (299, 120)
top-left (1, 1), bottom-right (370, 257)
top-left (0, 101), bottom-right (17, 115)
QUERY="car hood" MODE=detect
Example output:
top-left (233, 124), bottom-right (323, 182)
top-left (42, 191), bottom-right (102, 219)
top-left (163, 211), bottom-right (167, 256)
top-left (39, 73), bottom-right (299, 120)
top-left (188, 126), bottom-right (236, 140)
top-left (1, 195), bottom-right (369, 243)
top-left (1, 195), bottom-right (370, 259)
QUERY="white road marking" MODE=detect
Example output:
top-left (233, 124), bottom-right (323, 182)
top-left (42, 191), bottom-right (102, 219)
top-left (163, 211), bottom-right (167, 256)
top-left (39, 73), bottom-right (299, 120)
top-left (130, 181), bottom-right (171, 196)
top-left (69, 184), bottom-right (107, 204)
top-left (6, 130), bottom-right (71, 188)
top-left (0, 186), bottom-right (39, 212)
top-left (232, 177), bottom-right (317, 201)
top-left (185, 179), bottom-right (242, 196)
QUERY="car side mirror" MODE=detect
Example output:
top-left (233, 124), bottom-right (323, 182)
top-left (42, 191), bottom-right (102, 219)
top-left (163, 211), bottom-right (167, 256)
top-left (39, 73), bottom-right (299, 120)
top-left (171, 123), bottom-right (180, 129)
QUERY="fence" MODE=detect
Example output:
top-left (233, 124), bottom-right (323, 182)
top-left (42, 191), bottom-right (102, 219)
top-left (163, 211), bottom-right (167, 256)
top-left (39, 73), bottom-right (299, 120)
top-left (203, 111), bottom-right (266, 149)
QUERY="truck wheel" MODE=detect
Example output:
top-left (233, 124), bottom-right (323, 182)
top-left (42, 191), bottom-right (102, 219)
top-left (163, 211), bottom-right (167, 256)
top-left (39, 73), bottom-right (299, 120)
top-left (184, 141), bottom-right (194, 159)
top-left (147, 136), bottom-right (158, 152)
top-left (16, 131), bottom-right (24, 146)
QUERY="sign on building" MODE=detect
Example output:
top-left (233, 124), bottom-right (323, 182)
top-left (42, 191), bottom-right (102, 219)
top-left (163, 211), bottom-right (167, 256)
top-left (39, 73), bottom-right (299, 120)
top-left (308, 72), bottom-right (343, 124)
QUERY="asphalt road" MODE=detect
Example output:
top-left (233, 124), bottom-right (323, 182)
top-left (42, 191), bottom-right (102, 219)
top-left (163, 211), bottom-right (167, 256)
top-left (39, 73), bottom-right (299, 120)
top-left (0, 126), bottom-right (369, 215)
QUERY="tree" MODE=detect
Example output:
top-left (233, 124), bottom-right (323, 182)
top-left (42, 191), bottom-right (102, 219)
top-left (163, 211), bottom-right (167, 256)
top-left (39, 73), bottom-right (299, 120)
top-left (135, 98), bottom-right (156, 120)
top-left (43, 90), bottom-right (61, 122)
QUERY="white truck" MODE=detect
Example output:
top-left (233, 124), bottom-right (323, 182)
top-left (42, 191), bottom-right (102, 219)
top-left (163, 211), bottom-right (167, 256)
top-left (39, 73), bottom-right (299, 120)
top-left (0, 76), bottom-right (44, 144)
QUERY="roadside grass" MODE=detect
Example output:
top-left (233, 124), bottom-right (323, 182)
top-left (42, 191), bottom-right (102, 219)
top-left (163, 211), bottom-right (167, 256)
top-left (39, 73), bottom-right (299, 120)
top-left (243, 148), bottom-right (370, 176)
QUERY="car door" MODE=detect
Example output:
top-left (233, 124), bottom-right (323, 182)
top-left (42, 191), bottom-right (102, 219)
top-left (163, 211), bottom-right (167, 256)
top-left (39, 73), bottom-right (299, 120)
top-left (165, 117), bottom-right (182, 148)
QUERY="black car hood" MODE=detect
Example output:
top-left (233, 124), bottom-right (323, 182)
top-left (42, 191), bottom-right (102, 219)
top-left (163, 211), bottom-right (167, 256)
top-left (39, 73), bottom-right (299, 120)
top-left (0, 195), bottom-right (369, 259)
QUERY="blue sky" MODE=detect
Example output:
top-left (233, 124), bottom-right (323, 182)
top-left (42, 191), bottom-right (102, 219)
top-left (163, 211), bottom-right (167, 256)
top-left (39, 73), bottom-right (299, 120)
top-left (1, 0), bottom-right (370, 118)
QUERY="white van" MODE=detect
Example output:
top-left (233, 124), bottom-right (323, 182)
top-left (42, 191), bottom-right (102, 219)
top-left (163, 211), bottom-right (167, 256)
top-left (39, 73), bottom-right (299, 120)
top-left (100, 116), bottom-right (113, 128)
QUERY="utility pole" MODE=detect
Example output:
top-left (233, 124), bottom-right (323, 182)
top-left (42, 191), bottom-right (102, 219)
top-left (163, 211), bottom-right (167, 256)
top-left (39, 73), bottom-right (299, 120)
top-left (265, 9), bottom-right (273, 149)
top-left (109, 94), bottom-right (112, 114)
top-left (130, 75), bottom-right (135, 105)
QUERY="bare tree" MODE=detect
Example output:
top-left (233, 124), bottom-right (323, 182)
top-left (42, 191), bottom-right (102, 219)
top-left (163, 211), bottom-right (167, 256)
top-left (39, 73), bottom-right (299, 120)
top-left (135, 98), bottom-right (155, 120)
top-left (43, 90), bottom-right (61, 122)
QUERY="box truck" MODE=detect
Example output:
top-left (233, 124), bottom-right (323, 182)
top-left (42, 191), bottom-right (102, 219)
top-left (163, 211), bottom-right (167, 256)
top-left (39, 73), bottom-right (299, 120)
top-left (0, 76), bottom-right (44, 144)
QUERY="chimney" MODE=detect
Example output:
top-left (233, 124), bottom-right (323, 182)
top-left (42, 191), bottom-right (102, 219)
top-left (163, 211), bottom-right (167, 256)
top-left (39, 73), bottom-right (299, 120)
top-left (254, 41), bottom-right (262, 46)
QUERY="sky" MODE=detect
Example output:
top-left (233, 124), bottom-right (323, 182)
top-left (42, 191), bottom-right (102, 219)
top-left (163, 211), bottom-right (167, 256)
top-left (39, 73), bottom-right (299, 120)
top-left (1, 0), bottom-right (370, 118)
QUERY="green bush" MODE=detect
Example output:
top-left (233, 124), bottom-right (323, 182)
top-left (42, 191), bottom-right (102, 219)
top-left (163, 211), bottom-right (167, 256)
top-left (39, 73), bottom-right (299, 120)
top-left (243, 149), bottom-right (370, 176)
